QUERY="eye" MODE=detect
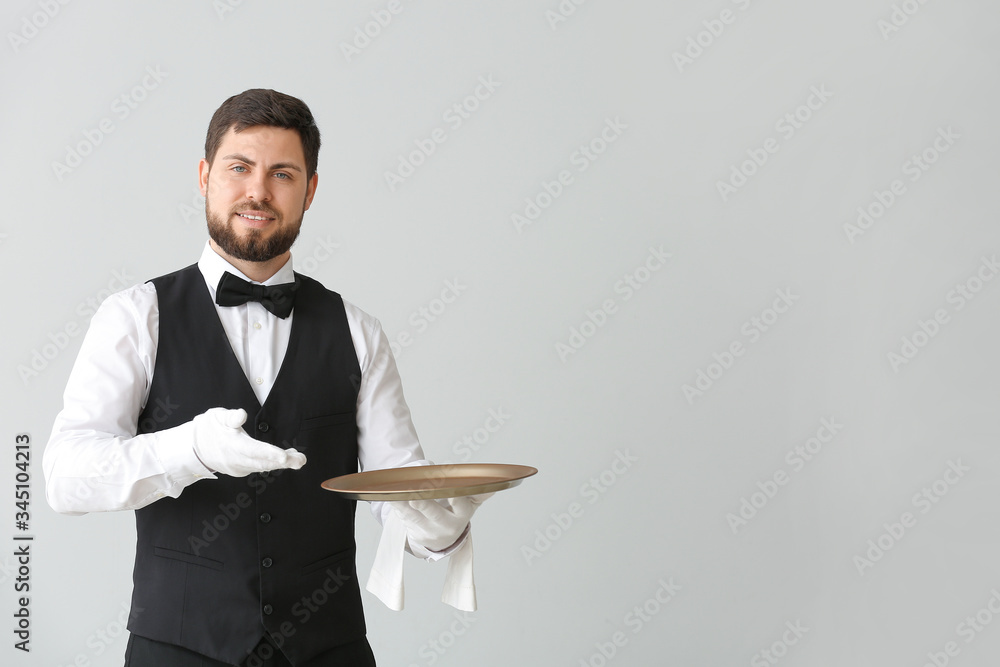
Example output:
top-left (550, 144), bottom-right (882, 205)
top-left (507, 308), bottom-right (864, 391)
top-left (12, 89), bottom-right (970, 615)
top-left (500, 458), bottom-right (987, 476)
top-left (231, 165), bottom-right (247, 173)
top-left (274, 172), bottom-right (290, 180)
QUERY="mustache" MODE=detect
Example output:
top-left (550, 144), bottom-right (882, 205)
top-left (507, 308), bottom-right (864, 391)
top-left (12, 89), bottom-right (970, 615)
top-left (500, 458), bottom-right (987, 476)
top-left (233, 202), bottom-right (278, 217)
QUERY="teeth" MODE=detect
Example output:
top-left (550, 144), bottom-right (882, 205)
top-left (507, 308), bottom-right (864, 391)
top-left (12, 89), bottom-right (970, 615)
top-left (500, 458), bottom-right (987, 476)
top-left (242, 213), bottom-right (268, 221)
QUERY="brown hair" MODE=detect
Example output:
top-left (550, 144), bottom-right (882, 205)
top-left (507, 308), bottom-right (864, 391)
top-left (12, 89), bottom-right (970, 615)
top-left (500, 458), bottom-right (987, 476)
top-left (204, 89), bottom-right (321, 180)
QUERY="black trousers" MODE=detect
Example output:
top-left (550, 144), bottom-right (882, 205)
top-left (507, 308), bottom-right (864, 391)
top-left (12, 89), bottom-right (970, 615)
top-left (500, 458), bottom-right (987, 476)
top-left (124, 633), bottom-right (376, 667)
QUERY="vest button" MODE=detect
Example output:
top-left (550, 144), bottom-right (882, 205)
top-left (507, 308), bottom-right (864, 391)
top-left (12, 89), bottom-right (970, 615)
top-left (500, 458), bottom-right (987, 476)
top-left (260, 471), bottom-right (270, 478)
top-left (263, 604), bottom-right (273, 615)
top-left (262, 557), bottom-right (273, 568)
top-left (257, 422), bottom-right (270, 432)
top-left (260, 513), bottom-right (271, 523)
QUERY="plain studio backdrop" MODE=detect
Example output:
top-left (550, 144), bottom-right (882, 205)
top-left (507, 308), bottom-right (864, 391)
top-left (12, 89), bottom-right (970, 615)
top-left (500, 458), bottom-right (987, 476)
top-left (2, 1), bottom-right (999, 665)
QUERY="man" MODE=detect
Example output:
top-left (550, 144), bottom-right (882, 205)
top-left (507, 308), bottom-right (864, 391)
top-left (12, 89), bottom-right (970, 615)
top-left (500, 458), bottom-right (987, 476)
top-left (43, 89), bottom-right (485, 666)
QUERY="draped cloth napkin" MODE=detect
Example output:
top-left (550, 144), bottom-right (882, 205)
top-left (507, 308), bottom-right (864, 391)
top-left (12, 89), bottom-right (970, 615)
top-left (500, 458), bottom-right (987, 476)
top-left (366, 508), bottom-right (477, 612)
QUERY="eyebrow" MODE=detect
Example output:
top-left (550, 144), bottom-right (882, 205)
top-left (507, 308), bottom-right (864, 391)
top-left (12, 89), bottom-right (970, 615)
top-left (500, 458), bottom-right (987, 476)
top-left (221, 153), bottom-right (303, 173)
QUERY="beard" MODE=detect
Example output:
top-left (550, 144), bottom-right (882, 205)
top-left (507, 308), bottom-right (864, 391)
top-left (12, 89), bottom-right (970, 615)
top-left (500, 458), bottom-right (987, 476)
top-left (206, 194), bottom-right (303, 263)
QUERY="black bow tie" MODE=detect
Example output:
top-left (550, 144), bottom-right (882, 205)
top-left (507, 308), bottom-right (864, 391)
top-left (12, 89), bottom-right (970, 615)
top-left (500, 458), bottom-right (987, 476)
top-left (215, 271), bottom-right (300, 319)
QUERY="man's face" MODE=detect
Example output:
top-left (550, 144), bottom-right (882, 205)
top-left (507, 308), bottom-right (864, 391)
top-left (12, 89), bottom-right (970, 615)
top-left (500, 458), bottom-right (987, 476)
top-left (199, 125), bottom-right (318, 263)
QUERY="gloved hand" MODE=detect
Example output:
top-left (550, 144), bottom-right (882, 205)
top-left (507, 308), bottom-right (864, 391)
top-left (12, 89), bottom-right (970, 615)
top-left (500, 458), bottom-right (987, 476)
top-left (389, 493), bottom-right (493, 552)
top-left (188, 407), bottom-right (306, 477)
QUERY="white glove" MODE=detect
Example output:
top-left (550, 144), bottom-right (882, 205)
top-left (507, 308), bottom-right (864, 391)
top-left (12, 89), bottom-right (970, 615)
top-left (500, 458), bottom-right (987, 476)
top-left (389, 493), bottom-right (493, 552)
top-left (188, 407), bottom-right (306, 477)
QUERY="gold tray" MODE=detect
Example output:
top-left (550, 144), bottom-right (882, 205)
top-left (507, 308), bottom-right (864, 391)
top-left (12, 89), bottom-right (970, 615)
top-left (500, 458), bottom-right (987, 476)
top-left (321, 463), bottom-right (538, 501)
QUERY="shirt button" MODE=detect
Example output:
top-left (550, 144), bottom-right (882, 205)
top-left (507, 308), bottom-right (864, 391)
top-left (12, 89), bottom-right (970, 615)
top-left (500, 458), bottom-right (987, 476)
top-left (260, 513), bottom-right (271, 523)
top-left (255, 377), bottom-right (264, 385)
top-left (263, 604), bottom-right (273, 615)
top-left (262, 557), bottom-right (273, 568)
top-left (254, 322), bottom-right (262, 330)
top-left (257, 422), bottom-right (269, 432)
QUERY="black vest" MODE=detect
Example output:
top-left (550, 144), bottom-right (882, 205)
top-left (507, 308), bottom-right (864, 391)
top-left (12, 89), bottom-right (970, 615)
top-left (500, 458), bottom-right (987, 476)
top-left (129, 264), bottom-right (366, 665)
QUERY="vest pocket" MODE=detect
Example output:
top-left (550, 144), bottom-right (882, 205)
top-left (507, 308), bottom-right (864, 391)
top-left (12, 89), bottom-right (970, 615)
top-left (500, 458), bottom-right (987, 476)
top-left (153, 546), bottom-right (224, 571)
top-left (299, 546), bottom-right (355, 578)
top-left (300, 411), bottom-right (356, 431)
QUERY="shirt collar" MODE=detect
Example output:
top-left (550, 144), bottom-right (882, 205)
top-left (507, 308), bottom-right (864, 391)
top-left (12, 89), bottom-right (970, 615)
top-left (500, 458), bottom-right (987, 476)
top-left (197, 241), bottom-right (296, 297)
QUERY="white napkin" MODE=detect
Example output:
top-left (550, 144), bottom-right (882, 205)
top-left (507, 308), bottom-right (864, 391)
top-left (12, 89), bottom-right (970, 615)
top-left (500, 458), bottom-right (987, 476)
top-left (366, 510), bottom-right (477, 612)
top-left (366, 508), bottom-right (409, 610)
top-left (440, 533), bottom-right (476, 611)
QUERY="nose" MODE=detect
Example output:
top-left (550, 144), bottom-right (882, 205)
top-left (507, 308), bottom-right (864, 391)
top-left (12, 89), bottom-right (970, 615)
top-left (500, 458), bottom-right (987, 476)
top-left (244, 171), bottom-right (272, 202)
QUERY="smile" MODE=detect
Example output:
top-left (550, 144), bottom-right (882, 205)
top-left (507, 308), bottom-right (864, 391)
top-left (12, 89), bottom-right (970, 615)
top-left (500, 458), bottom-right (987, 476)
top-left (237, 212), bottom-right (275, 222)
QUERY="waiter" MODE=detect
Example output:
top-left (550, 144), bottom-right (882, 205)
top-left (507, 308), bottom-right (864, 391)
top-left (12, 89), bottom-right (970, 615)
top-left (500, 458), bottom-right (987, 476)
top-left (43, 88), bottom-right (486, 667)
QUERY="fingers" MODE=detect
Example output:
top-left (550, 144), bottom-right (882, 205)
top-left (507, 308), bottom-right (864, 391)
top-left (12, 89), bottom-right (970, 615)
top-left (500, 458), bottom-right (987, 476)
top-left (215, 407), bottom-right (248, 429)
top-left (388, 499), bottom-right (425, 523)
top-left (389, 499), bottom-right (454, 528)
top-left (392, 494), bottom-right (493, 519)
top-left (282, 448), bottom-right (307, 470)
top-left (445, 492), bottom-right (493, 518)
top-left (217, 411), bottom-right (303, 470)
top-left (405, 499), bottom-right (450, 522)
top-left (241, 440), bottom-right (307, 472)
top-left (193, 408), bottom-right (308, 477)
top-left (217, 433), bottom-right (307, 475)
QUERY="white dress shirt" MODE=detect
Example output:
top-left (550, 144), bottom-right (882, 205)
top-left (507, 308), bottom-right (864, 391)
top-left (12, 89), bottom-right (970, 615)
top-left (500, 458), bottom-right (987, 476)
top-left (43, 242), bottom-right (471, 575)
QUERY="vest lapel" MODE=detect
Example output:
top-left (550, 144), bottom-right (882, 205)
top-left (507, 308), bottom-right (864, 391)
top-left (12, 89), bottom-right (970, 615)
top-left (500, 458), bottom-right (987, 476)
top-left (190, 271), bottom-right (267, 411)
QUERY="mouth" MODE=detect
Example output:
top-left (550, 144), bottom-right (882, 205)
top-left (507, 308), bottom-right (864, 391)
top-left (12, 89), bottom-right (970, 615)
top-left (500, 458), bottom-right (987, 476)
top-left (235, 210), bottom-right (276, 227)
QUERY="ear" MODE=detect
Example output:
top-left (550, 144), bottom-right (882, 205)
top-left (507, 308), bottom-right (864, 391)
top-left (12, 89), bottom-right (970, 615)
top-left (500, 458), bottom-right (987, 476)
top-left (198, 158), bottom-right (210, 197)
top-left (303, 172), bottom-right (319, 211)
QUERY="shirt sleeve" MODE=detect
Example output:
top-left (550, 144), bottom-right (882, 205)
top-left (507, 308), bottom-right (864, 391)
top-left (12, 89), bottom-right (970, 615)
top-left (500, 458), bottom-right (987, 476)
top-left (345, 302), bottom-right (468, 559)
top-left (347, 304), bottom-right (426, 524)
top-left (42, 285), bottom-right (213, 515)
top-left (350, 306), bottom-right (427, 476)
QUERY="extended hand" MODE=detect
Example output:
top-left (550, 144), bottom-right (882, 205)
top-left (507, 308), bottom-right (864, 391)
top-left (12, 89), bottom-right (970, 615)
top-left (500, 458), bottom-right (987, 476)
top-left (390, 493), bottom-right (493, 552)
top-left (191, 408), bottom-right (306, 477)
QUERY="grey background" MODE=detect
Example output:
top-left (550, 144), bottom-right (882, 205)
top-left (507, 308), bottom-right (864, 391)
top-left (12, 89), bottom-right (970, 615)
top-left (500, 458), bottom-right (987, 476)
top-left (2, 0), bottom-right (999, 665)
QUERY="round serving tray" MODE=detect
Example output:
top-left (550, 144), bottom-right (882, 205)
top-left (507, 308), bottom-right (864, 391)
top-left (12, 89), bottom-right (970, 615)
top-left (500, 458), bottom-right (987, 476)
top-left (321, 463), bottom-right (538, 501)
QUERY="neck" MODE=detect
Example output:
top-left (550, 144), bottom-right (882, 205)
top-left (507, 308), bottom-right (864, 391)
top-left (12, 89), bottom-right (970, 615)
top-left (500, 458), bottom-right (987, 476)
top-left (209, 239), bottom-right (290, 283)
